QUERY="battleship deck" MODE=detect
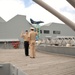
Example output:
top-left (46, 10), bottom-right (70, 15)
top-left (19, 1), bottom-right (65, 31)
top-left (0, 49), bottom-right (75, 75)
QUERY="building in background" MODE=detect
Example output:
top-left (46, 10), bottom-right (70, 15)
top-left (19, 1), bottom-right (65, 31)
top-left (39, 22), bottom-right (75, 39)
top-left (0, 15), bottom-right (33, 41)
top-left (0, 15), bottom-right (33, 49)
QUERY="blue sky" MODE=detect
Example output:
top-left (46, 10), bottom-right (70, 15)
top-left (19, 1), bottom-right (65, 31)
top-left (22, 0), bottom-right (34, 7)
top-left (0, 0), bottom-right (75, 25)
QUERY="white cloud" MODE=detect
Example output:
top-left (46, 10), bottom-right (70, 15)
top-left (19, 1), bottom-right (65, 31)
top-left (0, 0), bottom-right (25, 21)
top-left (0, 0), bottom-right (75, 25)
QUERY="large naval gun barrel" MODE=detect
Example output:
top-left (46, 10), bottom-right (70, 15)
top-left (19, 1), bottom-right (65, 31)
top-left (33, 0), bottom-right (75, 31)
top-left (67, 0), bottom-right (75, 8)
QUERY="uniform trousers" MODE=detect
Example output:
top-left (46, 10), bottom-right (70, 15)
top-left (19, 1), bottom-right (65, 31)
top-left (24, 41), bottom-right (29, 56)
top-left (29, 40), bottom-right (36, 58)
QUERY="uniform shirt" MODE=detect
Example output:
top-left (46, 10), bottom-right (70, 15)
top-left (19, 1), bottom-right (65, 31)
top-left (28, 31), bottom-right (38, 41)
top-left (21, 33), bottom-right (29, 41)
